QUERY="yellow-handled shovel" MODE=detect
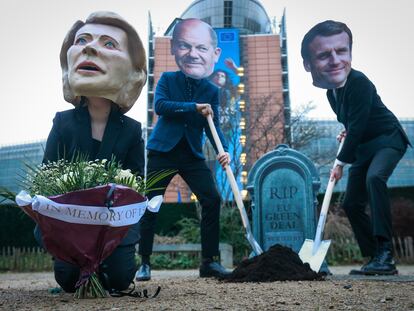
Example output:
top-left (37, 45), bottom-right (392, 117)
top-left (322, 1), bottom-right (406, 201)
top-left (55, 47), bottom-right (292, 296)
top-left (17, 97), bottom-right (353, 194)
top-left (207, 115), bottom-right (263, 256)
top-left (298, 138), bottom-right (345, 271)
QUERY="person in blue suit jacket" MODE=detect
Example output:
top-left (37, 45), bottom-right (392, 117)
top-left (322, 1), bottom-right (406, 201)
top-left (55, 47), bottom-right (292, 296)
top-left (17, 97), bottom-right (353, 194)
top-left (136, 18), bottom-right (231, 280)
top-left (302, 20), bottom-right (410, 275)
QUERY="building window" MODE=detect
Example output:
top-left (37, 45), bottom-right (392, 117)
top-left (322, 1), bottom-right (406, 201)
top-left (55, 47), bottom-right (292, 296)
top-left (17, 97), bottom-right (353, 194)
top-left (201, 17), bottom-right (211, 25)
top-left (244, 17), bottom-right (261, 33)
top-left (149, 59), bottom-right (154, 73)
top-left (148, 93), bottom-right (154, 107)
top-left (224, 1), bottom-right (232, 28)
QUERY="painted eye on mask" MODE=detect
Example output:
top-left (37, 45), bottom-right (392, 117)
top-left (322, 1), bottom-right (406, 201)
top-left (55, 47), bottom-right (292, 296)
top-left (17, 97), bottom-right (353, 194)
top-left (75, 37), bottom-right (88, 45)
top-left (177, 42), bottom-right (191, 51)
top-left (196, 46), bottom-right (208, 53)
top-left (104, 41), bottom-right (116, 49)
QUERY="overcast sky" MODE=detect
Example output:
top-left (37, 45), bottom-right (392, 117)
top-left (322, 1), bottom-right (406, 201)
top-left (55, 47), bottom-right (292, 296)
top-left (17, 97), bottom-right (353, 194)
top-left (0, 0), bottom-right (412, 145)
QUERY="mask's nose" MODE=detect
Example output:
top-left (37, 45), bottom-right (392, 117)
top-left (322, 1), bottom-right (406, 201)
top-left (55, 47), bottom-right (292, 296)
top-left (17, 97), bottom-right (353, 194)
top-left (187, 47), bottom-right (199, 59)
top-left (329, 51), bottom-right (341, 65)
top-left (82, 44), bottom-right (98, 56)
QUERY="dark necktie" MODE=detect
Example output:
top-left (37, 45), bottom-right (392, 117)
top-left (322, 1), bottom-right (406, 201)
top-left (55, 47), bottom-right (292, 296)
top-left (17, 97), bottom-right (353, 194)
top-left (185, 77), bottom-right (193, 101)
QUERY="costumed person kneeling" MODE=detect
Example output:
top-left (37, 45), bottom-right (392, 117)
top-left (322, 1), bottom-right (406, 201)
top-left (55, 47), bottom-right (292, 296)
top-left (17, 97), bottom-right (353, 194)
top-left (301, 20), bottom-right (411, 275)
top-left (36, 11), bottom-right (147, 292)
top-left (136, 18), bottom-right (231, 281)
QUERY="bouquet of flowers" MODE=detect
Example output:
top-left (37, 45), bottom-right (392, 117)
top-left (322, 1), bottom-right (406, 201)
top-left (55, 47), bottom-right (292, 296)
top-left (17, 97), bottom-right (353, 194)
top-left (2, 156), bottom-right (169, 298)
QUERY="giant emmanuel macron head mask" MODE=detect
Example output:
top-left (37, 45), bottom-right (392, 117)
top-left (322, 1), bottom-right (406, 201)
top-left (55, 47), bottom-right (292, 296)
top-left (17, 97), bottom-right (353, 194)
top-left (171, 18), bottom-right (221, 79)
top-left (60, 11), bottom-right (147, 113)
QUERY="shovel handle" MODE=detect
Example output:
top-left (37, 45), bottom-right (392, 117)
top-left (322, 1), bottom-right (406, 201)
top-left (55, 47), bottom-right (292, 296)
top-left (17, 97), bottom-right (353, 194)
top-left (206, 115), bottom-right (263, 254)
top-left (206, 115), bottom-right (248, 227)
top-left (313, 138), bottom-right (345, 251)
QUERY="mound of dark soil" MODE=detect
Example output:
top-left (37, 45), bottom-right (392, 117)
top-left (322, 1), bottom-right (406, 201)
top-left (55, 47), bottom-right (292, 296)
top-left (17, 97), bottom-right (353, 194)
top-left (224, 244), bottom-right (324, 282)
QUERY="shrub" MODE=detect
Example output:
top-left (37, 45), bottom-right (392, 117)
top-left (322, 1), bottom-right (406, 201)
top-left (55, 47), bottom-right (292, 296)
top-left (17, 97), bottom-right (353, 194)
top-left (174, 203), bottom-right (250, 264)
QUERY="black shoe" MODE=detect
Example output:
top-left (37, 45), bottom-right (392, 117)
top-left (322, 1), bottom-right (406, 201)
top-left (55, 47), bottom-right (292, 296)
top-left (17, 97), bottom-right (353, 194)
top-left (135, 264), bottom-right (151, 281)
top-left (350, 242), bottom-right (398, 276)
top-left (199, 260), bottom-right (231, 278)
top-left (349, 259), bottom-right (374, 275)
top-left (362, 249), bottom-right (398, 275)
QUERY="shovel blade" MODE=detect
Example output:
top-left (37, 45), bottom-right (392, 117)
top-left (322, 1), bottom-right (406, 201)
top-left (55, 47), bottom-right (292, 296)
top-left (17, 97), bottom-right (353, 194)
top-left (246, 232), bottom-right (263, 255)
top-left (298, 239), bottom-right (331, 272)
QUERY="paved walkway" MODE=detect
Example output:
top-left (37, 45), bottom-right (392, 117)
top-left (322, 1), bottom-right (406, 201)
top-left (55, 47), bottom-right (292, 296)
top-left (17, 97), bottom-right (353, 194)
top-left (151, 265), bottom-right (414, 282)
top-left (1, 265), bottom-right (413, 289)
top-left (152, 265), bottom-right (414, 282)
top-left (328, 265), bottom-right (414, 282)
top-left (330, 265), bottom-right (414, 275)
top-left (150, 265), bottom-right (414, 282)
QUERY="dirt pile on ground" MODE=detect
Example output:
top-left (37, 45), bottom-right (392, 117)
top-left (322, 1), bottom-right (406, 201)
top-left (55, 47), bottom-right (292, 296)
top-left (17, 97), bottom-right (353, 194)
top-left (224, 244), bottom-right (324, 282)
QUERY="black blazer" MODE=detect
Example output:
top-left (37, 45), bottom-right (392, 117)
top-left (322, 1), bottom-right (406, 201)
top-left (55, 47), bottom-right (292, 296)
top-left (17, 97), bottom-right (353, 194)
top-left (327, 69), bottom-right (410, 163)
top-left (43, 105), bottom-right (144, 176)
top-left (39, 105), bottom-right (145, 246)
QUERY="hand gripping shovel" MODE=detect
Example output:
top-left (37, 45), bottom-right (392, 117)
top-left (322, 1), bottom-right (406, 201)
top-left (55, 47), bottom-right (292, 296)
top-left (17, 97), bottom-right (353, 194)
top-left (207, 115), bottom-right (263, 256)
top-left (298, 138), bottom-right (345, 272)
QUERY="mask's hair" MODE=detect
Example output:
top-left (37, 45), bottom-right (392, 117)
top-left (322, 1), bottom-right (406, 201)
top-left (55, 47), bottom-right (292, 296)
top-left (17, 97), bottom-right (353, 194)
top-left (172, 18), bottom-right (218, 48)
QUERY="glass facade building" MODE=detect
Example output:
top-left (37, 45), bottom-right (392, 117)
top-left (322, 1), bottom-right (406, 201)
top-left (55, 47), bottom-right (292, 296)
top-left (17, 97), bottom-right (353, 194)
top-left (180, 0), bottom-right (272, 34)
top-left (0, 140), bottom-right (45, 203)
top-left (147, 0), bottom-right (290, 202)
top-left (299, 119), bottom-right (414, 193)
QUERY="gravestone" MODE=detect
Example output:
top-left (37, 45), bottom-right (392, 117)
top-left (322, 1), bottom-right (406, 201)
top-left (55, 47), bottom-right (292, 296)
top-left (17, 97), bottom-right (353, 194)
top-left (247, 144), bottom-right (321, 253)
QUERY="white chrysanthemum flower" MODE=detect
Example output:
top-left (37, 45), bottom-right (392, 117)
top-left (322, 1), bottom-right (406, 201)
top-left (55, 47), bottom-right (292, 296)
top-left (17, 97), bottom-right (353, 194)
top-left (117, 169), bottom-right (133, 179)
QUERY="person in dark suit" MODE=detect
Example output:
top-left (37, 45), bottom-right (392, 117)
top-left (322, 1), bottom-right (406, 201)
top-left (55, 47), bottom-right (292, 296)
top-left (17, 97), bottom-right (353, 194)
top-left (136, 18), bottom-right (231, 281)
top-left (38, 11), bottom-right (147, 292)
top-left (301, 20), bottom-right (410, 275)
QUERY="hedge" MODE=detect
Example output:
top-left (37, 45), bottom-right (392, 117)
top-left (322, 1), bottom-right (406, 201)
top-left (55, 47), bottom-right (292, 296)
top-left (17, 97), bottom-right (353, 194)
top-left (0, 202), bottom-right (198, 247)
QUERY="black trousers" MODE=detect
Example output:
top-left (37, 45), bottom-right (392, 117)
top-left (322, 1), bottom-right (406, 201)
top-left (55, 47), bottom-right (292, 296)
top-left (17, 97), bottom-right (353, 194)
top-left (139, 142), bottom-right (221, 259)
top-left (342, 145), bottom-right (406, 257)
top-left (54, 244), bottom-right (137, 292)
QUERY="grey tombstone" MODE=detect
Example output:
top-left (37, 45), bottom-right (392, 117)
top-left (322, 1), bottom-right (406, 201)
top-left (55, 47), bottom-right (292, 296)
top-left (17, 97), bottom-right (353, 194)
top-left (247, 144), bottom-right (321, 253)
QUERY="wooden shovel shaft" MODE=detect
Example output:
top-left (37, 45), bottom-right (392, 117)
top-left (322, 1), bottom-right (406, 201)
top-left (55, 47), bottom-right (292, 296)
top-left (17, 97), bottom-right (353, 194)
top-left (313, 138), bottom-right (345, 253)
top-left (206, 114), bottom-right (262, 255)
top-left (206, 115), bottom-right (250, 228)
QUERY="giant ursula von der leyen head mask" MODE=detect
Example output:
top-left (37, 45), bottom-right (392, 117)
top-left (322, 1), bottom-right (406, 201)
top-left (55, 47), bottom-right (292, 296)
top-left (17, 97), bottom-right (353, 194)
top-left (60, 11), bottom-right (147, 113)
top-left (171, 18), bottom-right (221, 80)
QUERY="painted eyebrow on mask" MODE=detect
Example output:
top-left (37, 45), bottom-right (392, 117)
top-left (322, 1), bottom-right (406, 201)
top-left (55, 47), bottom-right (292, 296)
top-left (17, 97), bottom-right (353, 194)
top-left (74, 33), bottom-right (120, 47)
top-left (316, 51), bottom-right (331, 59)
